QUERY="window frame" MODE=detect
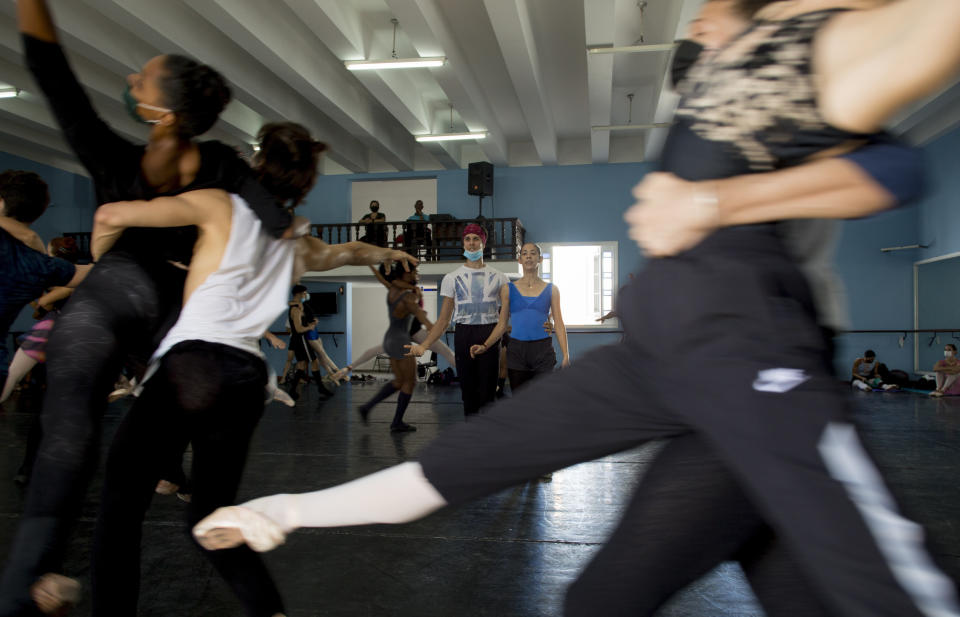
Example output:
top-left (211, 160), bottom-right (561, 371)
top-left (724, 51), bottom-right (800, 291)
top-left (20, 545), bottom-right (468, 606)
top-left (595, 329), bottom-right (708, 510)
top-left (537, 240), bottom-right (619, 329)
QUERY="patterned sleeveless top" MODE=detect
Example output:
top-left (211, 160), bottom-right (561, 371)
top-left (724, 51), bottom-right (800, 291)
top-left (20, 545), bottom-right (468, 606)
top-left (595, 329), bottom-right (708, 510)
top-left (672, 9), bottom-right (864, 172)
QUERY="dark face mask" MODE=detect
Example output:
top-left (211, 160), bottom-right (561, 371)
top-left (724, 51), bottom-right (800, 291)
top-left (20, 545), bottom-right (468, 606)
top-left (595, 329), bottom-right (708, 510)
top-left (371, 206), bottom-right (379, 213)
top-left (670, 39), bottom-right (705, 89)
top-left (123, 85), bottom-right (170, 125)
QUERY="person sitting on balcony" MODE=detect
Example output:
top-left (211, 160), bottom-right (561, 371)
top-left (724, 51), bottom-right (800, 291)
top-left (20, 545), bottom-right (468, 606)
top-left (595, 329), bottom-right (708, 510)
top-left (359, 199), bottom-right (387, 247)
top-left (404, 200), bottom-right (432, 259)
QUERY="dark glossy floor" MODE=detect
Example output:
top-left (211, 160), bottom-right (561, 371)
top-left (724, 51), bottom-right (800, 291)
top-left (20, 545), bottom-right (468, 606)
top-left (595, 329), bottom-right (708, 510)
top-left (1, 379), bottom-right (959, 616)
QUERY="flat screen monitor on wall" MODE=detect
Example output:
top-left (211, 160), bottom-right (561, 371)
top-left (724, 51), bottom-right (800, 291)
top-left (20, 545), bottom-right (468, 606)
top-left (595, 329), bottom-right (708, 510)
top-left (308, 292), bottom-right (338, 316)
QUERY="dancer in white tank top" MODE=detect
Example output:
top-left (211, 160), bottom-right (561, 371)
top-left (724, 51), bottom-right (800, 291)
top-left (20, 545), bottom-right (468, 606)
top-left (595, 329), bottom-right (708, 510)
top-left (86, 123), bottom-right (417, 617)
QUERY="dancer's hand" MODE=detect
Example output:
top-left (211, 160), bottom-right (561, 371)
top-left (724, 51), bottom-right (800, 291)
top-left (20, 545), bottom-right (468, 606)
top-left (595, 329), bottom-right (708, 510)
top-left (469, 343), bottom-right (488, 358)
top-left (543, 320), bottom-right (555, 335)
top-left (385, 250), bottom-right (419, 272)
top-left (405, 343), bottom-right (426, 357)
top-left (561, 356), bottom-right (570, 368)
top-left (626, 173), bottom-right (720, 257)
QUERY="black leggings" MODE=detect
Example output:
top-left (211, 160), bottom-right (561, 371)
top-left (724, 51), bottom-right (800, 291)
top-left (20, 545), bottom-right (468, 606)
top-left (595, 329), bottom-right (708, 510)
top-left (91, 341), bottom-right (283, 617)
top-left (0, 253), bottom-right (182, 613)
top-left (454, 323), bottom-right (500, 415)
top-left (565, 434), bottom-right (828, 616)
top-left (420, 243), bottom-right (956, 617)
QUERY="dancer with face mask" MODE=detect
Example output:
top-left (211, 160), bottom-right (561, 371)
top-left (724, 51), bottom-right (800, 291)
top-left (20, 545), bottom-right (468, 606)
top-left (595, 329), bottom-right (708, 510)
top-left (931, 344), bottom-right (960, 397)
top-left (0, 1), bottom-right (308, 612)
top-left (407, 224), bottom-right (508, 416)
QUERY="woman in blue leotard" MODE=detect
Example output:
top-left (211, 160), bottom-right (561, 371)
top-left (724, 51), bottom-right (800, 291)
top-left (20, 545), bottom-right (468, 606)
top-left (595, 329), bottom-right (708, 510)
top-left (471, 242), bottom-right (569, 393)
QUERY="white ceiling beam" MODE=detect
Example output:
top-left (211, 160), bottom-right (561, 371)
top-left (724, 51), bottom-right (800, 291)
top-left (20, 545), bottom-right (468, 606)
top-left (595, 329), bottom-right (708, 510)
top-left (0, 130), bottom-right (88, 176)
top-left (484, 0), bottom-right (557, 165)
top-left (643, 0), bottom-right (705, 161)
top-left (585, 0), bottom-right (617, 163)
top-left (385, 0), bottom-right (509, 166)
top-left (0, 6), bottom-right (256, 148)
top-left (0, 109), bottom-right (75, 157)
top-left (190, 0), bottom-right (418, 172)
top-left (282, 0), bottom-right (367, 61)
top-left (82, 0), bottom-right (370, 172)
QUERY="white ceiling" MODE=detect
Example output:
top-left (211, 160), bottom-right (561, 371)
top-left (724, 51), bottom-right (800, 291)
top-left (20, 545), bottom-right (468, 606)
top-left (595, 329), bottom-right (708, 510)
top-left (0, 0), bottom-right (957, 178)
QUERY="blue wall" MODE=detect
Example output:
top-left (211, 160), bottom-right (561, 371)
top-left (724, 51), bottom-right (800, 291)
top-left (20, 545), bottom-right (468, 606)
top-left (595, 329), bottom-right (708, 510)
top-left (917, 128), bottom-right (960, 261)
top-left (301, 163), bottom-right (652, 365)
top-left (6, 121), bottom-right (960, 379)
top-left (832, 206), bottom-right (918, 375)
top-left (2, 152), bottom-right (96, 337)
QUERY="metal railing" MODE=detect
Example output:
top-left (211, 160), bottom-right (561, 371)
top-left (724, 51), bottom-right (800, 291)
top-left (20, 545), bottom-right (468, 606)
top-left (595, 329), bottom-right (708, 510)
top-left (311, 218), bottom-right (525, 262)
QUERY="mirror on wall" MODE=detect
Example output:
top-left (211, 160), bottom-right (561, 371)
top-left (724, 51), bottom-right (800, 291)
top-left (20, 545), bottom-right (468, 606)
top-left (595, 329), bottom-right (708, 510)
top-left (914, 253), bottom-right (960, 372)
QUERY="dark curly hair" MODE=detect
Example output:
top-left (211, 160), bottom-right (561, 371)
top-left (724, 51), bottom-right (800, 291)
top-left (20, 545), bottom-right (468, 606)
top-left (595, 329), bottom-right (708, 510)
top-left (379, 261), bottom-right (415, 283)
top-left (159, 55), bottom-right (231, 138)
top-left (0, 170), bottom-right (50, 223)
top-left (254, 122), bottom-right (327, 207)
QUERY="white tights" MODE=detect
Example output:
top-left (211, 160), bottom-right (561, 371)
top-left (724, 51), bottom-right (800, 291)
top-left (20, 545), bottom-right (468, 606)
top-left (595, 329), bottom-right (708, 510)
top-left (241, 462), bottom-right (447, 532)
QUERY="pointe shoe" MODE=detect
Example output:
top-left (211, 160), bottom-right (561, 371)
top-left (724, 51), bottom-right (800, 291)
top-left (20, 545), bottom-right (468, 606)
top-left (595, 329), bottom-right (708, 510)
top-left (193, 506), bottom-right (287, 553)
top-left (30, 573), bottom-right (80, 617)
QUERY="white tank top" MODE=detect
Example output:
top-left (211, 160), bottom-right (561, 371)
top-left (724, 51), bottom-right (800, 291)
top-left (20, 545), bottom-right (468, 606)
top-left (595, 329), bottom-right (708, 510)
top-left (151, 194), bottom-right (294, 363)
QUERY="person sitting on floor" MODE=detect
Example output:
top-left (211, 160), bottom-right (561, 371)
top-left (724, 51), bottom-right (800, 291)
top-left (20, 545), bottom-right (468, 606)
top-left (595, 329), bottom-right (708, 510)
top-left (851, 349), bottom-right (898, 391)
top-left (931, 343), bottom-right (960, 397)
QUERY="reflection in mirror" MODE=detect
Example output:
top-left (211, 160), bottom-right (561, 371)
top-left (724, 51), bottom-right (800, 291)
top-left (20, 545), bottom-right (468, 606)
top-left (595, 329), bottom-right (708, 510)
top-left (915, 253), bottom-right (960, 373)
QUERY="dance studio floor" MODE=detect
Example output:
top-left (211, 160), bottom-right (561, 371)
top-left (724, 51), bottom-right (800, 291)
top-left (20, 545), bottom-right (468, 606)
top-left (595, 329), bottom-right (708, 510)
top-left (1, 379), bottom-right (959, 616)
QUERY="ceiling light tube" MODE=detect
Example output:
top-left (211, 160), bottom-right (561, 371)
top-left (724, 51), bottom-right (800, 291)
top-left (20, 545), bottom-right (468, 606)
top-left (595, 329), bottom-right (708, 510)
top-left (346, 57), bottom-right (446, 71)
top-left (587, 43), bottom-right (677, 55)
top-left (591, 123), bottom-right (673, 131)
top-left (415, 132), bottom-right (487, 142)
top-left (0, 87), bottom-right (21, 99)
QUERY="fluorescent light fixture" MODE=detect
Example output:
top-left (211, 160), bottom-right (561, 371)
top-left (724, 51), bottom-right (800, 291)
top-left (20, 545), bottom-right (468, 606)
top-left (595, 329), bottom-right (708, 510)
top-left (346, 57), bottom-right (446, 71)
top-left (415, 131), bottom-right (487, 143)
top-left (0, 87), bottom-right (21, 99)
top-left (587, 43), bottom-right (677, 55)
top-left (252, 144), bottom-right (261, 152)
top-left (591, 123), bottom-right (673, 131)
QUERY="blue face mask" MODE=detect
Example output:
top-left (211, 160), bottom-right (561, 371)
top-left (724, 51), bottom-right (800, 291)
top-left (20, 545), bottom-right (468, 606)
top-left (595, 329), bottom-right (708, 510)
top-left (303, 292), bottom-right (311, 301)
top-left (463, 249), bottom-right (483, 262)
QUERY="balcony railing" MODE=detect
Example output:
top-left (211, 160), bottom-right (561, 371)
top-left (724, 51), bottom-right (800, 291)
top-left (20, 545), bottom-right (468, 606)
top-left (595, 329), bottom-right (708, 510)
top-left (64, 217), bottom-right (525, 265)
top-left (311, 217), bottom-right (525, 262)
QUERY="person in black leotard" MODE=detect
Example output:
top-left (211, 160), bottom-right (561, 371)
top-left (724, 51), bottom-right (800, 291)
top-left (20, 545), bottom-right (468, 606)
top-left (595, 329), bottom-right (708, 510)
top-left (195, 2), bottom-right (960, 616)
top-left (357, 263), bottom-right (432, 432)
top-left (0, 1), bottom-right (295, 613)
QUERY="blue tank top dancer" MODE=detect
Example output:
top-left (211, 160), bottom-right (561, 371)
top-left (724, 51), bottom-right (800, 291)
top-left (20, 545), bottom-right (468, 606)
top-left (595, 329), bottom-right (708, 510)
top-left (471, 242), bottom-right (570, 393)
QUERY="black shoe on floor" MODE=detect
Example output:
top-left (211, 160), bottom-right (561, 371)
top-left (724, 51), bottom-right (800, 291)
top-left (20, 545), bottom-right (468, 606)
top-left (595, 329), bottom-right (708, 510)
top-left (390, 422), bottom-right (416, 433)
top-left (358, 406), bottom-right (371, 425)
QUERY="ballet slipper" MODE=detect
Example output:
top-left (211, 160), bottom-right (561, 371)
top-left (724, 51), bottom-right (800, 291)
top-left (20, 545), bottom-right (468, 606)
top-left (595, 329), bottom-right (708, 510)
top-left (193, 506), bottom-right (287, 553)
top-left (270, 388), bottom-right (296, 407)
top-left (155, 479), bottom-right (179, 495)
top-left (30, 573), bottom-right (80, 616)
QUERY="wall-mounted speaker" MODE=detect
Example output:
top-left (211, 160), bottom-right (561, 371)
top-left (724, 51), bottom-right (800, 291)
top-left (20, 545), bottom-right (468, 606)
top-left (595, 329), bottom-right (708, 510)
top-left (467, 161), bottom-right (494, 196)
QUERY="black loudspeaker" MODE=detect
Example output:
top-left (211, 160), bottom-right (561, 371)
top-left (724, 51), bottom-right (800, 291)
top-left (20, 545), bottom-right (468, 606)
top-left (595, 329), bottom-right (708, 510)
top-left (468, 161), bottom-right (494, 196)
